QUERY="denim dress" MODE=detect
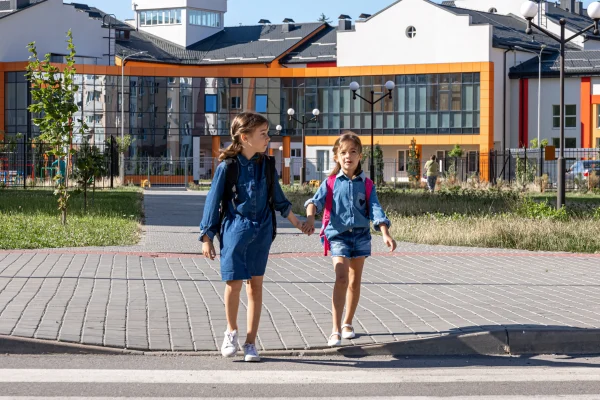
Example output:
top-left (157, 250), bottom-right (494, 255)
top-left (305, 171), bottom-right (391, 259)
top-left (200, 154), bottom-right (292, 281)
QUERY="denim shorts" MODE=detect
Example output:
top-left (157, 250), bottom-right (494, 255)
top-left (329, 228), bottom-right (371, 259)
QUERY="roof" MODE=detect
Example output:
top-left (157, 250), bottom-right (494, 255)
top-left (544, 3), bottom-right (600, 41)
top-left (116, 22), bottom-right (327, 65)
top-left (510, 50), bottom-right (600, 78)
top-left (439, 5), bottom-right (572, 51)
top-left (0, 0), bottom-right (45, 20)
top-left (64, 3), bottom-right (134, 31)
top-left (282, 25), bottom-right (337, 64)
top-left (441, 1), bottom-right (456, 6)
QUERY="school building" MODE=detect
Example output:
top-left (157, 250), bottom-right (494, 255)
top-left (2, 0), bottom-right (600, 183)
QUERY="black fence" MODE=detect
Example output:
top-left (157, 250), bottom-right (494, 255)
top-left (490, 148), bottom-right (600, 191)
top-left (0, 138), bottom-right (117, 189)
top-left (2, 140), bottom-right (599, 191)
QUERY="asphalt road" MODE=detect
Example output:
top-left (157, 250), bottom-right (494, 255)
top-left (1, 354), bottom-right (600, 399)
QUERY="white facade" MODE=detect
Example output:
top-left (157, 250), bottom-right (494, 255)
top-left (509, 76), bottom-right (581, 148)
top-left (337, 0), bottom-right (492, 67)
top-left (0, 0), bottom-right (110, 64)
top-left (132, 0), bottom-right (226, 48)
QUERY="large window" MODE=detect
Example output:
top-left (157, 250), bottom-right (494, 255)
top-left (140, 9), bottom-right (181, 26)
top-left (552, 137), bottom-right (577, 148)
top-left (189, 9), bottom-right (221, 27)
top-left (553, 104), bottom-right (577, 128)
top-left (317, 150), bottom-right (330, 172)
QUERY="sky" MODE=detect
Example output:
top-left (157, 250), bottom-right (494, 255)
top-left (66, 0), bottom-right (600, 26)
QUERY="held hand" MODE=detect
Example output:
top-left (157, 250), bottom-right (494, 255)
top-left (303, 216), bottom-right (316, 236)
top-left (202, 241), bottom-right (216, 260)
top-left (383, 235), bottom-right (397, 252)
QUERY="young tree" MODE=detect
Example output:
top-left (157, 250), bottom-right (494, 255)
top-left (318, 13), bottom-right (332, 23)
top-left (73, 138), bottom-right (104, 212)
top-left (362, 144), bottom-right (385, 186)
top-left (26, 30), bottom-right (88, 224)
top-left (407, 138), bottom-right (420, 184)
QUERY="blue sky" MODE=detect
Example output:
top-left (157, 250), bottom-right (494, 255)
top-left (68, 0), bottom-right (600, 26)
top-left (66, 0), bottom-right (424, 25)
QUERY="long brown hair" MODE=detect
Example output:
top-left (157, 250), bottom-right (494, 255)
top-left (330, 131), bottom-right (364, 177)
top-left (219, 112), bottom-right (269, 161)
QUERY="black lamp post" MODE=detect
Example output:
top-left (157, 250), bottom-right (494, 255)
top-left (520, 0), bottom-right (600, 209)
top-left (287, 108), bottom-right (320, 184)
top-left (349, 80), bottom-right (395, 181)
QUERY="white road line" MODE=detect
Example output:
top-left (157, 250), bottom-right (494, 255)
top-left (1, 368), bottom-right (600, 384)
top-left (0, 397), bottom-right (598, 400)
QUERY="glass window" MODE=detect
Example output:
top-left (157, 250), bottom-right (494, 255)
top-left (397, 151), bottom-right (406, 172)
top-left (317, 150), bottom-right (330, 172)
top-left (205, 94), bottom-right (217, 113)
top-left (231, 96), bottom-right (241, 109)
top-left (189, 10), bottom-right (221, 27)
top-left (553, 104), bottom-right (577, 128)
top-left (566, 138), bottom-right (577, 148)
top-left (255, 94), bottom-right (268, 113)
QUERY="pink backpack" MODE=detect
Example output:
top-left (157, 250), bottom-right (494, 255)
top-left (319, 175), bottom-right (374, 256)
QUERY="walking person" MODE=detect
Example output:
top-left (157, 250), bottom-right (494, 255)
top-left (199, 112), bottom-right (306, 362)
top-left (302, 132), bottom-right (397, 347)
top-left (424, 154), bottom-right (440, 193)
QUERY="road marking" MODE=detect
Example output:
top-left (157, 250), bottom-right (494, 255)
top-left (1, 368), bottom-right (600, 384)
top-left (0, 396), bottom-right (599, 400)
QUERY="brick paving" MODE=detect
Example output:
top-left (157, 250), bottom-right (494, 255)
top-left (1, 190), bottom-right (599, 352)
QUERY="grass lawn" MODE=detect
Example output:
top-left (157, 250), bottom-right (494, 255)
top-left (283, 186), bottom-right (600, 253)
top-left (0, 188), bottom-right (143, 249)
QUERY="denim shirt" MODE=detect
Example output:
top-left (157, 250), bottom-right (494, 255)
top-left (199, 154), bottom-right (292, 241)
top-left (304, 171), bottom-right (391, 240)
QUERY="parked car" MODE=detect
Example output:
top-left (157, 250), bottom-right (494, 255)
top-left (566, 160), bottom-right (600, 188)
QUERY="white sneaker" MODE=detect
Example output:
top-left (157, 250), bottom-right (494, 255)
top-left (221, 330), bottom-right (239, 357)
top-left (243, 343), bottom-right (261, 362)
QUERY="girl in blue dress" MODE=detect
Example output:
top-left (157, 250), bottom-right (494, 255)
top-left (200, 112), bottom-right (305, 362)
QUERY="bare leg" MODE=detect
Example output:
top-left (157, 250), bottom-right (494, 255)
top-left (224, 280), bottom-right (243, 332)
top-left (331, 257), bottom-right (350, 337)
top-left (245, 276), bottom-right (264, 345)
top-left (343, 257), bottom-right (366, 334)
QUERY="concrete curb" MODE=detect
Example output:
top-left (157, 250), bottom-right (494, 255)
top-left (2, 329), bottom-right (600, 357)
top-left (0, 335), bottom-right (143, 355)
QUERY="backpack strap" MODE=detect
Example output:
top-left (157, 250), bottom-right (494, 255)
top-left (320, 175), bottom-right (337, 256)
top-left (264, 155), bottom-right (277, 242)
top-left (217, 157), bottom-right (239, 242)
top-left (365, 177), bottom-right (374, 220)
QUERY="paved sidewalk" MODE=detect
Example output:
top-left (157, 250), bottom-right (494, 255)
top-left (0, 191), bottom-right (599, 352)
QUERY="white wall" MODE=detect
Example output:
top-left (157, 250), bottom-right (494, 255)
top-left (134, 1), bottom-right (226, 48)
top-left (492, 49), bottom-right (538, 149)
top-left (0, 0), bottom-right (109, 64)
top-left (337, 0), bottom-right (492, 67)
top-left (509, 76), bottom-right (581, 148)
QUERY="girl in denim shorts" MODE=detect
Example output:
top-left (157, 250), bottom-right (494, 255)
top-left (303, 132), bottom-right (397, 347)
top-left (200, 112), bottom-right (305, 362)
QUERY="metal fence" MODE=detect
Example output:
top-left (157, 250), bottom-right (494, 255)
top-left (0, 139), bottom-right (116, 189)
top-left (490, 148), bottom-right (600, 191)
top-left (3, 141), bottom-right (600, 191)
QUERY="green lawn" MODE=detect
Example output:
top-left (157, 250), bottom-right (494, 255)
top-left (0, 188), bottom-right (143, 249)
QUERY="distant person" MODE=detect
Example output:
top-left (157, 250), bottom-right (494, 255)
top-left (424, 155), bottom-right (439, 193)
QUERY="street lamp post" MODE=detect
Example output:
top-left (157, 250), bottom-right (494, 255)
top-left (287, 108), bottom-right (320, 184)
top-left (520, 0), bottom-right (600, 209)
top-left (349, 80), bottom-right (395, 182)
top-left (120, 51), bottom-right (147, 183)
top-left (515, 44), bottom-right (546, 148)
